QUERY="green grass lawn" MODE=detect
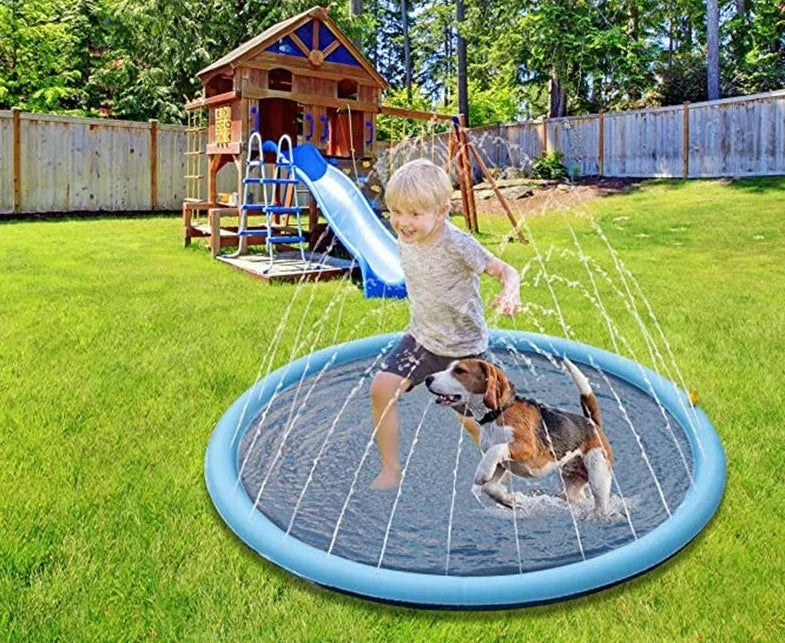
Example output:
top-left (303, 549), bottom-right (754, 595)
top-left (1, 177), bottom-right (784, 640)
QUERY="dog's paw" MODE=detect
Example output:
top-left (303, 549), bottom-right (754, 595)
top-left (474, 470), bottom-right (493, 486)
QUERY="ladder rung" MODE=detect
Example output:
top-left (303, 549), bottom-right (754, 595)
top-left (241, 204), bottom-right (305, 213)
top-left (237, 229), bottom-right (268, 236)
top-left (268, 236), bottom-right (306, 244)
top-left (264, 206), bottom-right (306, 214)
top-left (242, 178), bottom-right (298, 185)
top-left (265, 178), bottom-right (299, 185)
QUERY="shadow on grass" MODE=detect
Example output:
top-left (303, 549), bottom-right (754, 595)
top-left (578, 176), bottom-right (647, 199)
top-left (594, 175), bottom-right (785, 201)
top-left (724, 175), bottom-right (785, 194)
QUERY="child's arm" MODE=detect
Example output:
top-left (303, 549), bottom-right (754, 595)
top-left (485, 258), bottom-right (522, 316)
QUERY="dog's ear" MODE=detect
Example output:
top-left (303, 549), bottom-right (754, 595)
top-left (481, 362), bottom-right (513, 410)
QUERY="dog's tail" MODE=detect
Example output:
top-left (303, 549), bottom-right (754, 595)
top-left (563, 358), bottom-right (602, 429)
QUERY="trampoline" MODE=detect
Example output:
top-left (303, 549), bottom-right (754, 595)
top-left (205, 331), bottom-right (726, 608)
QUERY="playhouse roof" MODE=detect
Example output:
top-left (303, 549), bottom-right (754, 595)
top-left (197, 6), bottom-right (387, 89)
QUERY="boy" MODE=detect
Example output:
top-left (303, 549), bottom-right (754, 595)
top-left (370, 158), bottom-right (522, 488)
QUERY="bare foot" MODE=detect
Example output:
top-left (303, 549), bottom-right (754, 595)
top-left (370, 469), bottom-right (401, 489)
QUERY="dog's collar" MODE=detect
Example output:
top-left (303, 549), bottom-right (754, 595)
top-left (478, 395), bottom-right (527, 425)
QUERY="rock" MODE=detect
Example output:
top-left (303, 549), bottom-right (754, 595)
top-left (499, 166), bottom-right (528, 180)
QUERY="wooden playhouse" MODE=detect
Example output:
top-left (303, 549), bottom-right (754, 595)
top-left (181, 5), bottom-right (485, 283)
top-left (181, 6), bottom-right (390, 279)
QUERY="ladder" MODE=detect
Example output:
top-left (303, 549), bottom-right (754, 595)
top-left (228, 132), bottom-right (309, 271)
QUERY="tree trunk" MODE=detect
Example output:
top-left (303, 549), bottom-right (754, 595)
top-left (549, 68), bottom-right (567, 117)
top-left (349, 0), bottom-right (362, 50)
top-left (373, 0), bottom-right (380, 65)
top-left (444, 20), bottom-right (452, 107)
top-left (706, 0), bottom-right (720, 100)
top-left (401, 0), bottom-right (412, 103)
top-left (456, 0), bottom-right (468, 124)
top-left (627, 1), bottom-right (640, 100)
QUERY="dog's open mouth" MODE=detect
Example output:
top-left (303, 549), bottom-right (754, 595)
top-left (433, 393), bottom-right (461, 406)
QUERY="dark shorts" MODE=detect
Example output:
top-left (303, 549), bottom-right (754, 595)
top-left (378, 334), bottom-right (491, 392)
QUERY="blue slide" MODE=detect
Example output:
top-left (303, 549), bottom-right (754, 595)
top-left (291, 144), bottom-right (407, 299)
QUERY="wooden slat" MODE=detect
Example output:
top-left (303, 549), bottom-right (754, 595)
top-left (241, 56), bottom-right (380, 86)
top-left (12, 107), bottom-right (21, 213)
top-left (289, 32), bottom-right (310, 56)
top-left (322, 39), bottom-right (341, 58)
top-left (149, 119), bottom-right (158, 209)
top-left (243, 86), bottom-right (379, 113)
top-left (598, 112), bottom-right (605, 176)
top-left (206, 142), bottom-right (242, 155)
top-left (185, 91), bottom-right (240, 109)
top-left (379, 105), bottom-right (452, 122)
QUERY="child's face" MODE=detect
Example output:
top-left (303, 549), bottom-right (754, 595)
top-left (389, 204), bottom-right (448, 244)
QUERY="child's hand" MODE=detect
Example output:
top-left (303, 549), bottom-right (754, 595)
top-left (485, 259), bottom-right (522, 317)
top-left (491, 291), bottom-right (522, 317)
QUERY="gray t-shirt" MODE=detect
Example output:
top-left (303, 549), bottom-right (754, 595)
top-left (398, 221), bottom-right (494, 356)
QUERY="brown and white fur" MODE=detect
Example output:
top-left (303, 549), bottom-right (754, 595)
top-left (425, 358), bottom-right (614, 517)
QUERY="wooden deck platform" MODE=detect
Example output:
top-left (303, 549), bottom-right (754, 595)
top-left (216, 251), bottom-right (355, 284)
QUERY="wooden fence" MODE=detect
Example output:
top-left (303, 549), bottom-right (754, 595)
top-left (387, 88), bottom-right (785, 181)
top-left (0, 108), bottom-right (234, 215)
top-left (2, 89), bottom-right (784, 214)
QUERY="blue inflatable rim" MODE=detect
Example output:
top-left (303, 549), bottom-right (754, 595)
top-left (204, 330), bottom-right (726, 608)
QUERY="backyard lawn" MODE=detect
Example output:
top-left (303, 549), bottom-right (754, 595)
top-left (1, 177), bottom-right (783, 639)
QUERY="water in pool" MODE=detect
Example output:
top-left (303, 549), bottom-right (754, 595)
top-left (238, 348), bottom-right (692, 576)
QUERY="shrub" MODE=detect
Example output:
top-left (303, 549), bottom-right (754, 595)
top-left (531, 151), bottom-right (568, 180)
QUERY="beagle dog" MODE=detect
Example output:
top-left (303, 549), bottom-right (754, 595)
top-left (425, 358), bottom-right (614, 516)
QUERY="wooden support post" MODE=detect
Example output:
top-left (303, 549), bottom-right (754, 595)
top-left (464, 132), bottom-right (479, 234)
top-left (207, 155), bottom-right (221, 204)
top-left (209, 209), bottom-right (220, 257)
top-left (149, 119), bottom-right (158, 210)
top-left (540, 118), bottom-right (548, 155)
top-left (456, 115), bottom-right (478, 233)
top-left (234, 154), bottom-right (244, 206)
top-left (597, 111), bottom-right (605, 177)
top-left (445, 127), bottom-right (456, 176)
top-left (233, 155), bottom-right (248, 255)
top-left (183, 202), bottom-right (191, 247)
top-left (11, 107), bottom-right (21, 214)
top-left (467, 141), bottom-right (528, 244)
top-left (682, 102), bottom-right (690, 179)
top-left (452, 123), bottom-right (473, 233)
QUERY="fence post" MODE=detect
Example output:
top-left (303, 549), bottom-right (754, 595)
top-left (497, 123), bottom-right (502, 167)
top-left (11, 107), bottom-right (21, 214)
top-left (540, 118), bottom-right (547, 154)
top-left (597, 111), bottom-right (605, 177)
top-left (149, 118), bottom-right (159, 210)
top-left (682, 103), bottom-right (690, 179)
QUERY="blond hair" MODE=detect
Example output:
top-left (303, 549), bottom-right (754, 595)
top-left (385, 158), bottom-right (452, 214)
